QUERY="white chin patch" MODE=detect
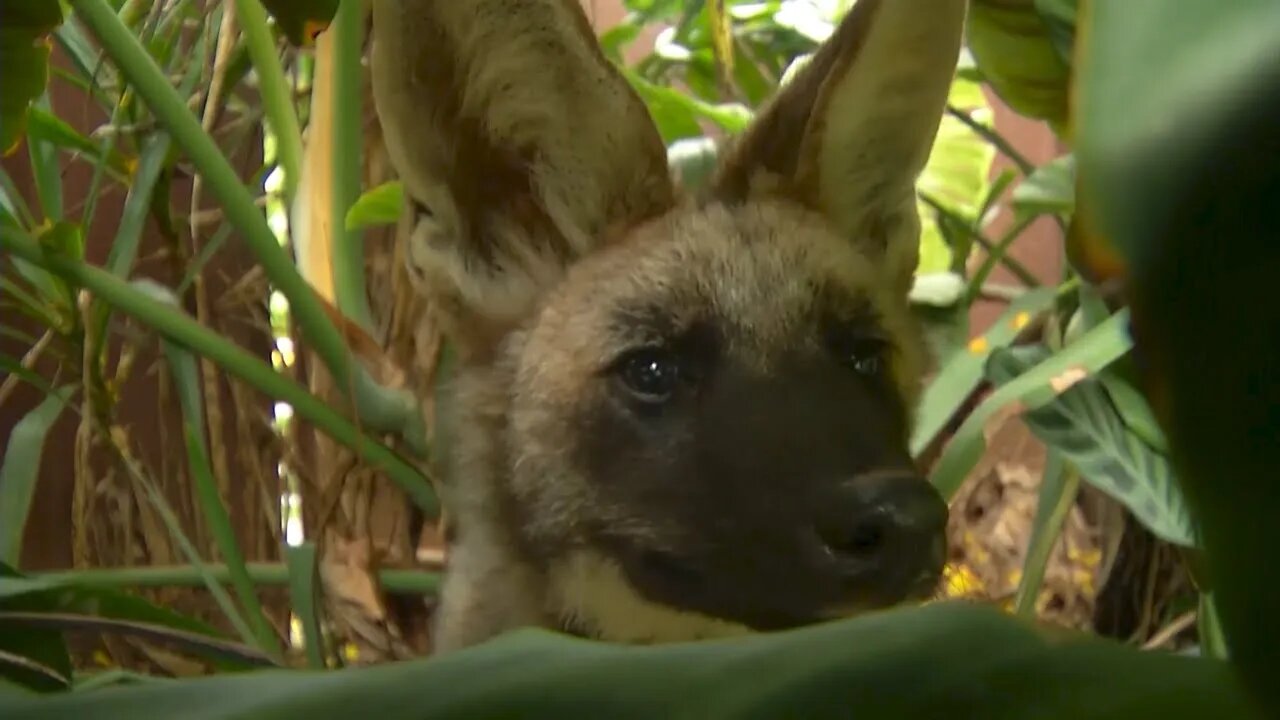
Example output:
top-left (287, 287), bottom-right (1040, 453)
top-left (545, 550), bottom-right (752, 644)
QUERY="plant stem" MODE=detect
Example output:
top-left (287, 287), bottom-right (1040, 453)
top-left (70, 0), bottom-right (423, 447)
top-left (28, 564), bottom-right (441, 595)
top-left (919, 191), bottom-right (1040, 287)
top-left (0, 227), bottom-right (437, 514)
top-left (965, 213), bottom-right (1040, 305)
top-left (1013, 452), bottom-right (1080, 617)
top-left (164, 341), bottom-right (281, 657)
top-left (234, 0), bottom-right (303, 204)
top-left (946, 104), bottom-right (1035, 176)
top-left (329, 0), bottom-right (375, 333)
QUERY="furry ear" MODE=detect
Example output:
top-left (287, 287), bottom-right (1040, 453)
top-left (712, 0), bottom-right (968, 290)
top-left (371, 0), bottom-right (675, 356)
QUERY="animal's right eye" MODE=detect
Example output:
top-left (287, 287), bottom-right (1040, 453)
top-left (615, 348), bottom-right (683, 404)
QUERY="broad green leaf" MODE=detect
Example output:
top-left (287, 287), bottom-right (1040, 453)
top-left (987, 345), bottom-right (1194, 546)
top-left (916, 77), bottom-right (996, 273)
top-left (1076, 2), bottom-right (1280, 707)
top-left (0, 0), bottom-right (64, 155)
top-left (0, 387), bottom-right (73, 568)
top-left (0, 602), bottom-right (1260, 719)
top-left (1012, 153), bottom-right (1075, 218)
top-left (1033, 0), bottom-right (1078, 64)
top-left (600, 22), bottom-right (642, 63)
top-left (1096, 365), bottom-right (1168, 452)
top-left (258, 0), bottom-right (339, 47)
top-left (929, 310), bottom-right (1133, 499)
top-left (911, 287), bottom-right (1057, 457)
top-left (966, 0), bottom-right (1071, 130)
top-left (625, 70), bottom-right (751, 142)
top-left (344, 181), bottom-right (404, 232)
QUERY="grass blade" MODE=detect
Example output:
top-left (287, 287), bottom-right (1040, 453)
top-left (22, 565), bottom-right (440, 596)
top-left (162, 335), bottom-right (281, 658)
top-left (70, 0), bottom-right (422, 443)
top-left (0, 226), bottom-right (436, 513)
top-left (25, 95), bottom-right (63, 221)
top-left (283, 543), bottom-right (326, 669)
top-left (1012, 451), bottom-right (1080, 617)
top-left (0, 387), bottom-right (74, 567)
top-left (0, 613), bottom-right (275, 669)
top-left (233, 0), bottom-right (303, 204)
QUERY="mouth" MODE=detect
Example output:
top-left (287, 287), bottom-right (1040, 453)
top-left (612, 542), bottom-right (941, 633)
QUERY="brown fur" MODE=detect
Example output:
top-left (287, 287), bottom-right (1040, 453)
top-left (371, 0), bottom-right (968, 654)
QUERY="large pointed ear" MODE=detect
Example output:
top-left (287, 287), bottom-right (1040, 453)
top-left (370, 0), bottom-right (675, 355)
top-left (712, 0), bottom-right (967, 291)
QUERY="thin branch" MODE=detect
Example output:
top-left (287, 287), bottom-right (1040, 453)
top-left (947, 104), bottom-right (1035, 175)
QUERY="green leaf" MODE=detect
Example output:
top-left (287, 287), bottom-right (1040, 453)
top-left (160, 323), bottom-right (282, 660)
top-left (986, 345), bottom-right (1194, 546)
top-left (0, 566), bottom-right (70, 694)
top-left (1013, 451), bottom-right (1080, 617)
top-left (911, 287), bottom-right (1057, 458)
top-left (0, 569), bottom-right (268, 673)
top-left (0, 387), bottom-right (73, 568)
top-left (344, 181), bottom-right (404, 232)
top-left (25, 106), bottom-right (135, 181)
top-left (1075, 2), bottom-right (1280, 707)
top-left (0, 0), bottom-right (64, 155)
top-left (283, 543), bottom-right (326, 670)
top-left (929, 310), bottom-right (1133, 499)
top-left (624, 70), bottom-right (751, 143)
top-left (1012, 153), bottom-right (1075, 218)
top-left (916, 77), bottom-right (997, 274)
top-left (1033, 0), bottom-right (1078, 64)
top-left (0, 227), bottom-right (435, 513)
top-left (0, 602), bottom-right (1258, 719)
top-left (966, 0), bottom-right (1071, 129)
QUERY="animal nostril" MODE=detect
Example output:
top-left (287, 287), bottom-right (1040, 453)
top-left (842, 515), bottom-right (888, 556)
top-left (817, 472), bottom-right (949, 566)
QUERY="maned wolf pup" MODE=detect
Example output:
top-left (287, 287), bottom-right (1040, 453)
top-left (370, 0), bottom-right (966, 654)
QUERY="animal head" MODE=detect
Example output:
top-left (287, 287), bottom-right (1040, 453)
top-left (372, 0), bottom-right (965, 633)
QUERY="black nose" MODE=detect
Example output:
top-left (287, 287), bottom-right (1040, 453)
top-left (815, 471), bottom-right (948, 597)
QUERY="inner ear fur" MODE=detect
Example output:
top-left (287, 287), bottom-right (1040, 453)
top-left (370, 0), bottom-right (676, 355)
top-left (712, 0), bottom-right (968, 285)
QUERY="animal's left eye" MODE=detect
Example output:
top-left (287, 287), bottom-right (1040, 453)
top-left (830, 334), bottom-right (890, 376)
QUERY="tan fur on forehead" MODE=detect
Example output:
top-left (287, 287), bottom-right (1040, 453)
top-left (520, 199), bottom-right (924, 382)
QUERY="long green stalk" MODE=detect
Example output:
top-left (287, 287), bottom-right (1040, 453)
top-left (330, 0), bottom-right (375, 333)
top-left (70, 0), bottom-right (422, 446)
top-left (0, 227), bottom-right (437, 514)
top-left (27, 564), bottom-right (441, 595)
top-left (283, 543), bottom-right (327, 669)
top-left (164, 341), bottom-right (281, 657)
top-left (1013, 452), bottom-right (1080, 617)
top-left (233, 0), bottom-right (303, 204)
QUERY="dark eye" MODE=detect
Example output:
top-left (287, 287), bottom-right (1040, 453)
top-left (832, 334), bottom-right (889, 376)
top-left (616, 348), bottom-right (683, 403)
